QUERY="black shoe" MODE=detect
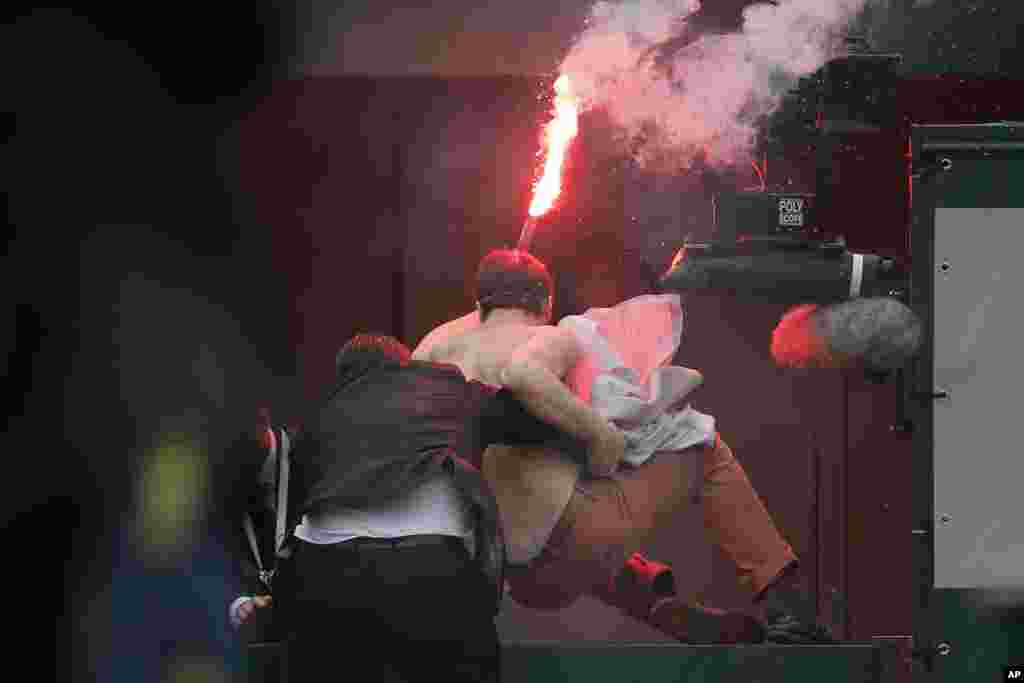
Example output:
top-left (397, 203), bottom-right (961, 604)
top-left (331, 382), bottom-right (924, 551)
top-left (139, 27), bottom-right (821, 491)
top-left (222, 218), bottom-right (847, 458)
top-left (757, 562), bottom-right (839, 644)
top-left (763, 607), bottom-right (838, 644)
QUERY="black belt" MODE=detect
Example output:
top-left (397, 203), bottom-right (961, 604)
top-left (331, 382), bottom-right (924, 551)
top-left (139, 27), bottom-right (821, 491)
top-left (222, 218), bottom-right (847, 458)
top-left (345, 534), bottom-right (466, 551)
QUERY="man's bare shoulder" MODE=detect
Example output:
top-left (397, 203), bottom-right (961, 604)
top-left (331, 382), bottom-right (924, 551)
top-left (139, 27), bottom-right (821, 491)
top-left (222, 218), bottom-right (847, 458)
top-left (519, 323), bottom-right (578, 349)
top-left (412, 311), bottom-right (480, 360)
top-left (508, 324), bottom-right (581, 377)
top-left (528, 323), bottom-right (571, 339)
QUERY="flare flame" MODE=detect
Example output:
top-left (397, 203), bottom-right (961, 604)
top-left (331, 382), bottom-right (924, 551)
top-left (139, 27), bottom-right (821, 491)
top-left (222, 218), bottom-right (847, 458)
top-left (528, 75), bottom-right (580, 218)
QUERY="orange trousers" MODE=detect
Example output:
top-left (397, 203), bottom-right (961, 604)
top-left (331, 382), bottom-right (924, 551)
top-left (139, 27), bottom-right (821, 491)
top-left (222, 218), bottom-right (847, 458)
top-left (507, 435), bottom-right (797, 611)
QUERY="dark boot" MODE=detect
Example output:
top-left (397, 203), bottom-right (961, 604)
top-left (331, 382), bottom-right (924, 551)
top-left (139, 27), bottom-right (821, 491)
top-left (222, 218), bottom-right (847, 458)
top-left (596, 553), bottom-right (765, 644)
top-left (756, 562), bottom-right (838, 644)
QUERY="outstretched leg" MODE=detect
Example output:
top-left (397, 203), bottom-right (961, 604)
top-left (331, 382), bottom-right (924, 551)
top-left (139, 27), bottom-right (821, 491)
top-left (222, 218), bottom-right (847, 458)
top-left (699, 435), bottom-right (797, 597)
top-left (507, 436), bottom-right (833, 642)
top-left (507, 440), bottom-right (765, 642)
top-left (700, 436), bottom-right (836, 642)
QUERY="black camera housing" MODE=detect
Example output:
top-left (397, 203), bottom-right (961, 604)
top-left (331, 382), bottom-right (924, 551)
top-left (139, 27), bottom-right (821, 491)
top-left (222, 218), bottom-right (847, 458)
top-left (712, 192), bottom-right (819, 246)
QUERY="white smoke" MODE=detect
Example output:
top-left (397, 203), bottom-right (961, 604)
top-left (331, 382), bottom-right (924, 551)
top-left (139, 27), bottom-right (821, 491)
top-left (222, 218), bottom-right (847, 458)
top-left (560, 0), bottom-right (875, 171)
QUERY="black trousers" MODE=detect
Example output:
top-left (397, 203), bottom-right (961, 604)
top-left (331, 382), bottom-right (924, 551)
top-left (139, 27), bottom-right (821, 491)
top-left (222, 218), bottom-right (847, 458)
top-left (277, 536), bottom-right (501, 683)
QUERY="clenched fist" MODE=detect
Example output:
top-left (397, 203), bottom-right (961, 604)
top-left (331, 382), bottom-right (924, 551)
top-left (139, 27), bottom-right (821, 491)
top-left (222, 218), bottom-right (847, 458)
top-left (230, 594), bottom-right (272, 629)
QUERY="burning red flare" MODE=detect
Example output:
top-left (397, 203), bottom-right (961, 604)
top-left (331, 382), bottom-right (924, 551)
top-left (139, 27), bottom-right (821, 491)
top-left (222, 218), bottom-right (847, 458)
top-left (528, 75), bottom-right (580, 218)
top-left (519, 75), bottom-right (580, 250)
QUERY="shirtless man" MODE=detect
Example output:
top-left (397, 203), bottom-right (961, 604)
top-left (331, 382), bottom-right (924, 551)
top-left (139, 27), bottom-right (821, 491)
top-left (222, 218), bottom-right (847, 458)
top-left (415, 256), bottom-right (619, 556)
top-left (412, 249), bottom-right (806, 643)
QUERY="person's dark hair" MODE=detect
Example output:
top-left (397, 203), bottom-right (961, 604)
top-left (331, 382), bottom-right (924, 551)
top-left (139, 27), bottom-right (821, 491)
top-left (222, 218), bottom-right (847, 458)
top-left (334, 333), bottom-right (410, 388)
top-left (475, 249), bottom-right (553, 321)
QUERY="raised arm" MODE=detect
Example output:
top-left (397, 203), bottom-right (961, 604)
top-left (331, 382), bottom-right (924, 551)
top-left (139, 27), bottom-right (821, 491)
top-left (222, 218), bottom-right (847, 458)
top-left (498, 326), bottom-right (624, 476)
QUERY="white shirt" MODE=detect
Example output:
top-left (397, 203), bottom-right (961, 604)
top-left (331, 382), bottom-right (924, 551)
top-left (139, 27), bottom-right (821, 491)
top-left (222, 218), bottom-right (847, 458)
top-left (294, 475), bottom-right (474, 548)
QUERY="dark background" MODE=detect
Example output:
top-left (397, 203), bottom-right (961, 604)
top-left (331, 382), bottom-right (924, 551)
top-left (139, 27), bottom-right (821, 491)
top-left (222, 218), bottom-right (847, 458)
top-left (5, 1), bottom-right (1024, 678)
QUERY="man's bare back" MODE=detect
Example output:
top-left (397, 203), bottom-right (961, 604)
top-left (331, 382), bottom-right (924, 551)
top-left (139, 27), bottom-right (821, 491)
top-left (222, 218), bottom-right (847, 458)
top-left (412, 310), bottom-right (598, 564)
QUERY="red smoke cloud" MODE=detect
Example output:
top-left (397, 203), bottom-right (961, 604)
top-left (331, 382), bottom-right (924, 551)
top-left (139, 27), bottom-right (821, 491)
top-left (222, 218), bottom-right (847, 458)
top-left (559, 0), bottom-right (873, 171)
